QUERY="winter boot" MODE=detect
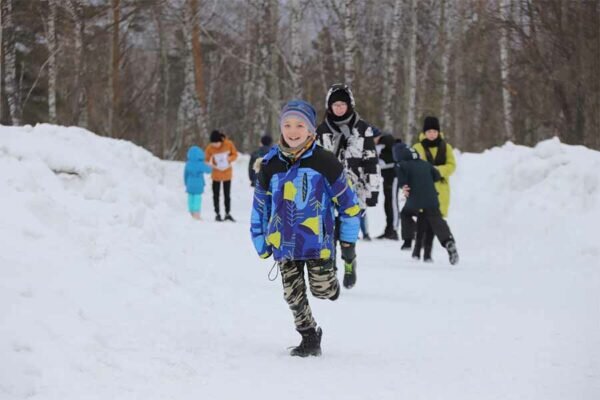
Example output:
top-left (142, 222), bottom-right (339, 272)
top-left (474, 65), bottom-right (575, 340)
top-left (343, 259), bottom-right (357, 289)
top-left (401, 239), bottom-right (412, 250)
top-left (377, 229), bottom-right (399, 240)
top-left (224, 214), bottom-right (236, 222)
top-left (362, 234), bottom-right (372, 241)
top-left (290, 327), bottom-right (322, 357)
top-left (444, 239), bottom-right (459, 265)
top-left (215, 214), bottom-right (223, 222)
top-left (423, 243), bottom-right (433, 262)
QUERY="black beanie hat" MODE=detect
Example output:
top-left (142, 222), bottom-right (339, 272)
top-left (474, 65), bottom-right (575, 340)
top-left (326, 84), bottom-right (355, 121)
top-left (423, 116), bottom-right (440, 132)
top-left (210, 130), bottom-right (224, 143)
top-left (328, 89), bottom-right (352, 109)
top-left (260, 135), bottom-right (273, 147)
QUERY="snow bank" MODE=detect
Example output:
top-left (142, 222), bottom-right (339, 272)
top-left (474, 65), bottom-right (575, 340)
top-left (451, 137), bottom-right (600, 267)
top-left (1, 125), bottom-right (598, 399)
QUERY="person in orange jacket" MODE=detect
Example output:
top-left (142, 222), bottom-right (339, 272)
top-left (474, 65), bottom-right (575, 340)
top-left (205, 130), bottom-right (238, 221)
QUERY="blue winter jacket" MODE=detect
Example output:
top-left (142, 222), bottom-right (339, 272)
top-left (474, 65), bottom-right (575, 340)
top-left (250, 141), bottom-right (361, 261)
top-left (184, 146), bottom-right (212, 194)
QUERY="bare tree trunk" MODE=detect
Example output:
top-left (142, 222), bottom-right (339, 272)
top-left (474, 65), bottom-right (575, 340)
top-left (499, 0), bottom-right (514, 142)
top-left (383, 0), bottom-right (402, 132)
top-left (0, 0), bottom-right (3, 123)
top-left (290, 0), bottom-right (302, 98)
top-left (251, 1), bottom-right (268, 151)
top-left (343, 0), bottom-right (356, 86)
top-left (268, 0), bottom-right (280, 138)
top-left (153, 3), bottom-right (169, 158)
top-left (440, 0), bottom-right (452, 130)
top-left (177, 0), bottom-right (204, 150)
top-left (3, 0), bottom-right (20, 125)
top-left (405, 0), bottom-right (418, 144)
top-left (47, 0), bottom-right (57, 124)
top-left (65, 0), bottom-right (86, 127)
top-left (189, 0), bottom-right (208, 141)
top-left (242, 17), bottom-right (253, 146)
top-left (109, 0), bottom-right (121, 137)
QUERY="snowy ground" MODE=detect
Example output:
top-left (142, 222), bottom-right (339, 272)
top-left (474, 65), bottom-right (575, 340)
top-left (1, 124), bottom-right (599, 400)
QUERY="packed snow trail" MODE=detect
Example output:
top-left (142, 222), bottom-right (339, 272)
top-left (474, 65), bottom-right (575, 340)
top-left (1, 125), bottom-right (599, 399)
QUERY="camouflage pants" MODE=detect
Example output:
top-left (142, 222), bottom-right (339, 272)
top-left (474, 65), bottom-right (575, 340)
top-left (279, 258), bottom-right (340, 331)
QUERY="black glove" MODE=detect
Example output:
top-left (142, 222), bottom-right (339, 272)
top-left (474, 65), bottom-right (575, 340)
top-left (366, 193), bottom-right (378, 207)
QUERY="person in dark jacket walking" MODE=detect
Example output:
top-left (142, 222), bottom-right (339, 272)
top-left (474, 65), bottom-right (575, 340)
top-left (375, 132), bottom-right (402, 240)
top-left (393, 144), bottom-right (459, 265)
top-left (316, 83), bottom-right (381, 289)
top-left (249, 134), bottom-right (273, 187)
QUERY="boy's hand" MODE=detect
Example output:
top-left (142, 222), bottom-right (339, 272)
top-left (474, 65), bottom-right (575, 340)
top-left (402, 185), bottom-right (410, 198)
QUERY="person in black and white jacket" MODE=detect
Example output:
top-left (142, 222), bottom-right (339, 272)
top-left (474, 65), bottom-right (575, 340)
top-left (316, 83), bottom-right (381, 290)
top-left (375, 132), bottom-right (403, 240)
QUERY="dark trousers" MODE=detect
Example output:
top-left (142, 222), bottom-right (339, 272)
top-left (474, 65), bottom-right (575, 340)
top-left (212, 180), bottom-right (231, 215)
top-left (400, 208), bottom-right (417, 241)
top-left (383, 176), bottom-right (400, 233)
top-left (407, 207), bottom-right (454, 257)
top-left (334, 216), bottom-right (357, 263)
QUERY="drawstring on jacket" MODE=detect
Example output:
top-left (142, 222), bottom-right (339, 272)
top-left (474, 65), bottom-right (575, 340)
top-left (268, 260), bottom-right (279, 281)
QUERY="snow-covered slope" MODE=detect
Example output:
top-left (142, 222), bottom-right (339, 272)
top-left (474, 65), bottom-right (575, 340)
top-left (1, 124), bottom-right (598, 400)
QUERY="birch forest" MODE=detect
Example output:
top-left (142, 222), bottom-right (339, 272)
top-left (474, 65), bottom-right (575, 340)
top-left (0, 0), bottom-right (598, 158)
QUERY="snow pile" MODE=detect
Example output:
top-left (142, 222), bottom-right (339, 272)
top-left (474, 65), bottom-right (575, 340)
top-left (451, 138), bottom-right (600, 266)
top-left (1, 125), bottom-right (598, 400)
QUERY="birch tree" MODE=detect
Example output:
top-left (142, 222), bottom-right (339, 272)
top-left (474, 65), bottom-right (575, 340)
top-left (405, 0), bottom-right (418, 144)
top-left (47, 0), bottom-right (57, 123)
top-left (268, 0), bottom-right (280, 137)
top-left (439, 0), bottom-right (452, 130)
top-left (65, 0), bottom-right (86, 127)
top-left (3, 0), bottom-right (20, 125)
top-left (343, 0), bottom-right (356, 87)
top-left (250, 0), bottom-right (268, 150)
top-left (174, 0), bottom-right (205, 155)
top-left (108, 0), bottom-right (122, 137)
top-left (498, 0), bottom-right (513, 142)
top-left (189, 0), bottom-right (208, 141)
top-left (383, 0), bottom-right (402, 133)
top-left (290, 0), bottom-right (302, 98)
top-left (0, 0), bottom-right (3, 122)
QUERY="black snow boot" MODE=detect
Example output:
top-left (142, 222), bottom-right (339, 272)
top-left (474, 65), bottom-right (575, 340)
top-left (343, 259), bottom-right (357, 289)
top-left (401, 239), bottom-right (412, 250)
top-left (215, 214), bottom-right (223, 222)
top-left (444, 239), bottom-right (459, 265)
top-left (377, 229), bottom-right (399, 240)
top-left (290, 327), bottom-right (322, 357)
top-left (224, 213), bottom-right (236, 222)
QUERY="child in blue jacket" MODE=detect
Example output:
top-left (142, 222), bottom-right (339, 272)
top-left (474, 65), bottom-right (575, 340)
top-left (250, 100), bottom-right (361, 357)
top-left (184, 146), bottom-right (212, 220)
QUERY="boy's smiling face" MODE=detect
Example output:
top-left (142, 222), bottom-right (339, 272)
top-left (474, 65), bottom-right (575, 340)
top-left (281, 116), bottom-right (312, 148)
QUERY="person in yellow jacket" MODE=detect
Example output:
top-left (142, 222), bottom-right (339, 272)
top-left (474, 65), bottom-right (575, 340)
top-left (205, 130), bottom-right (238, 221)
top-left (411, 116), bottom-right (456, 261)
